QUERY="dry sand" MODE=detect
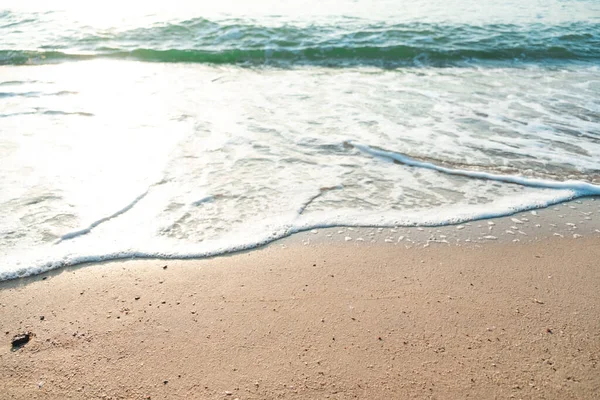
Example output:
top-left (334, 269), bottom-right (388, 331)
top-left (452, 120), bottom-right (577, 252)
top-left (1, 234), bottom-right (599, 399)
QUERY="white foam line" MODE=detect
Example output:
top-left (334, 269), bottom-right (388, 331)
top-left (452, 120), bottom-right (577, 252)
top-left (5, 144), bottom-right (600, 282)
top-left (3, 232), bottom-right (291, 281)
top-left (0, 189), bottom-right (589, 282)
top-left (351, 142), bottom-right (600, 196)
top-left (55, 190), bottom-right (150, 244)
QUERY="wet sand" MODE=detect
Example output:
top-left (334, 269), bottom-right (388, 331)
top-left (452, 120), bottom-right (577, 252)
top-left (1, 231), bottom-right (599, 399)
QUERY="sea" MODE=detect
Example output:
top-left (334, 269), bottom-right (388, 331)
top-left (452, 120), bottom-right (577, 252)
top-left (1, 0), bottom-right (599, 280)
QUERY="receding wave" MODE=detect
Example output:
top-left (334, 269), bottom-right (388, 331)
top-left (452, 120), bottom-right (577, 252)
top-left (2, 142), bottom-right (600, 282)
top-left (1, 20), bottom-right (599, 66)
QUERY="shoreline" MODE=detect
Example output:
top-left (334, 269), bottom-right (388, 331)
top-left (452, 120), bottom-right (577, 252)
top-left (1, 224), bottom-right (599, 398)
top-left (1, 197), bottom-right (599, 283)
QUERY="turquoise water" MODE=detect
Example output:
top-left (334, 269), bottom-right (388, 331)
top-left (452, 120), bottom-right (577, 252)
top-left (1, 0), bottom-right (599, 279)
top-left (2, 1), bottom-right (600, 66)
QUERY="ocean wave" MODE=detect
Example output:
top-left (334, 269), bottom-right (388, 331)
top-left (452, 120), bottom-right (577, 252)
top-left (1, 20), bottom-right (599, 66)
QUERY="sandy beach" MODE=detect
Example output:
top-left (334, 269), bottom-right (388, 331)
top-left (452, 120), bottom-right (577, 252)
top-left (1, 222), bottom-right (599, 399)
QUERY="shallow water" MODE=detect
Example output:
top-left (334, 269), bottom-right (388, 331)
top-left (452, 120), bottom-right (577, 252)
top-left (1, 0), bottom-right (600, 279)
